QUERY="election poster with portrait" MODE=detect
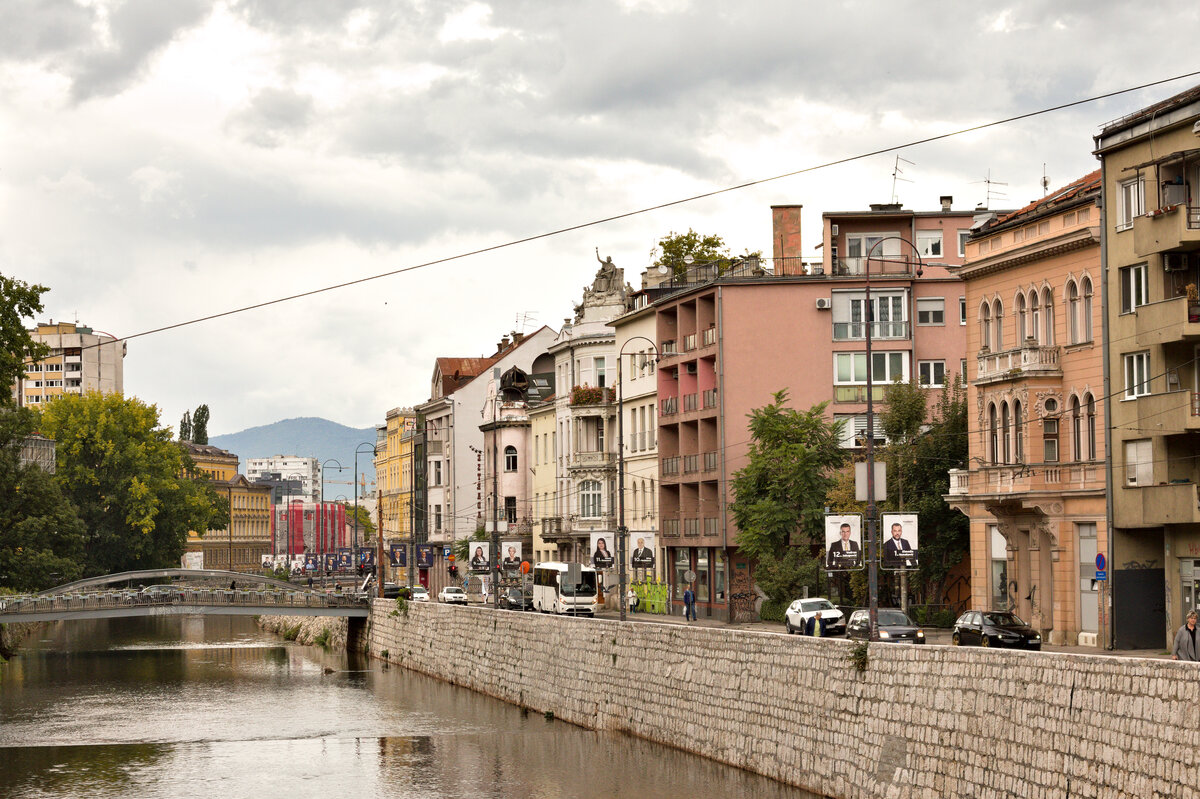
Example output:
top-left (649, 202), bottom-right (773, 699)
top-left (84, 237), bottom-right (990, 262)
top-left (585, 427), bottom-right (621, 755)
top-left (337, 548), bottom-right (353, 571)
top-left (468, 541), bottom-right (490, 573)
top-left (824, 514), bottom-right (864, 571)
top-left (323, 553), bottom-right (337, 573)
top-left (629, 533), bottom-right (656, 570)
top-left (416, 544), bottom-right (434, 569)
top-left (880, 513), bottom-right (919, 570)
top-left (304, 553), bottom-right (319, 572)
top-left (500, 541), bottom-right (523, 573)
top-left (358, 547), bottom-right (375, 568)
top-left (590, 533), bottom-right (615, 569)
top-left (388, 543), bottom-right (407, 568)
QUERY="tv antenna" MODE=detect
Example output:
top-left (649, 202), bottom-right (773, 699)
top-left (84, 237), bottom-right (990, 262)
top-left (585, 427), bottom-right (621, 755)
top-left (891, 155), bottom-right (915, 205)
top-left (1041, 163), bottom-right (1051, 197)
top-left (514, 312), bottom-right (537, 332)
top-left (972, 169), bottom-right (1008, 209)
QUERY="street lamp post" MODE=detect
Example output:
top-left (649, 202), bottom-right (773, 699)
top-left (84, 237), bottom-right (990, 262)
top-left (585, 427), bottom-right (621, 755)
top-left (354, 442), bottom-right (377, 576)
top-left (283, 473), bottom-right (305, 578)
top-left (863, 237), bottom-right (923, 642)
top-left (321, 458), bottom-right (345, 587)
top-left (617, 335), bottom-right (659, 622)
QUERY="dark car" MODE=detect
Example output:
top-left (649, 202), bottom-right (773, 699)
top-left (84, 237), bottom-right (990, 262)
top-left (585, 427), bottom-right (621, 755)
top-left (952, 610), bottom-right (1042, 650)
top-left (845, 608), bottom-right (926, 643)
top-left (499, 588), bottom-right (532, 611)
top-left (381, 583), bottom-right (401, 599)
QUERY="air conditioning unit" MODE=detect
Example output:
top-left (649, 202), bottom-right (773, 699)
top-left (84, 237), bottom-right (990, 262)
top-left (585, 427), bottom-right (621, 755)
top-left (685, 363), bottom-right (698, 375)
top-left (831, 224), bottom-right (840, 236)
top-left (815, 297), bottom-right (832, 310)
top-left (1164, 253), bottom-right (1190, 272)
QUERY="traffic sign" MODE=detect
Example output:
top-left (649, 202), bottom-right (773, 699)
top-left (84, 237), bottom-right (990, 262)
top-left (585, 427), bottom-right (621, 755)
top-left (1095, 553), bottom-right (1107, 571)
top-left (1095, 570), bottom-right (1107, 581)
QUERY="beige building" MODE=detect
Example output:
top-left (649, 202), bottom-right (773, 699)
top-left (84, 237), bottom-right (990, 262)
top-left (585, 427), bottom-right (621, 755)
top-left (946, 171), bottom-right (1107, 646)
top-left (182, 442), bottom-right (273, 572)
top-left (1094, 83), bottom-right (1200, 649)
top-left (377, 407), bottom-right (415, 564)
top-left (529, 399), bottom-right (558, 563)
top-left (15, 321), bottom-right (125, 407)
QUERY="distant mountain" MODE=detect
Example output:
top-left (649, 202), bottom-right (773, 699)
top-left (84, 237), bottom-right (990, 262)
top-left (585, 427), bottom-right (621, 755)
top-left (210, 417), bottom-right (378, 498)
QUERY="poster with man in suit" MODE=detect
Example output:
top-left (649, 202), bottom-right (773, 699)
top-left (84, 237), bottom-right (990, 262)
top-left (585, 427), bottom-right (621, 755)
top-left (881, 513), bottom-right (919, 570)
top-left (388, 544), bottom-right (407, 568)
top-left (630, 534), bottom-right (656, 570)
top-left (416, 544), bottom-right (434, 569)
top-left (824, 515), bottom-right (863, 570)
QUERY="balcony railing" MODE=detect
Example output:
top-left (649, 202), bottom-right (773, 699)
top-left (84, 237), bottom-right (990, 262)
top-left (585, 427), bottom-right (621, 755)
top-left (683, 393), bottom-right (699, 412)
top-left (683, 454), bottom-right (699, 474)
top-left (947, 468), bottom-right (970, 496)
top-left (662, 457), bottom-right (680, 476)
top-left (833, 385), bottom-right (886, 403)
top-left (570, 450), bottom-right (615, 469)
top-left (684, 518), bottom-right (700, 536)
top-left (702, 388), bottom-right (718, 409)
top-left (702, 327), bottom-right (717, 346)
top-left (704, 518), bottom-right (719, 536)
top-left (703, 451), bottom-right (718, 472)
top-left (661, 396), bottom-right (678, 416)
top-left (832, 256), bottom-right (919, 276)
top-left (975, 343), bottom-right (1061, 383)
top-left (683, 334), bottom-right (697, 351)
top-left (660, 340), bottom-right (678, 357)
top-left (663, 518), bottom-right (680, 537)
top-left (832, 321), bottom-right (910, 340)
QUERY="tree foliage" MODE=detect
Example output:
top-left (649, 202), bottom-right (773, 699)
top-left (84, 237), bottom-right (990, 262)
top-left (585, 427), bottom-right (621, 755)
top-left (39, 392), bottom-right (229, 576)
top-left (880, 378), bottom-right (928, 509)
top-left (191, 404), bottom-right (210, 445)
top-left (0, 408), bottom-right (87, 591)
top-left (0, 273), bottom-right (50, 407)
top-left (179, 410), bottom-right (192, 442)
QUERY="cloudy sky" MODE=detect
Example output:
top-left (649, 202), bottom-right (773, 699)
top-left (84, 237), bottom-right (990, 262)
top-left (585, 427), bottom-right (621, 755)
top-left (3, 0), bottom-right (1197, 436)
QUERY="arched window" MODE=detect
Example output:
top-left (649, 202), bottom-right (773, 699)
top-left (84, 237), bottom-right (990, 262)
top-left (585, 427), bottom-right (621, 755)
top-left (1081, 277), bottom-right (1094, 342)
top-left (991, 298), bottom-right (1004, 351)
top-left (980, 302), bottom-right (992, 351)
top-left (1014, 400), bottom-right (1024, 463)
top-left (579, 480), bottom-right (602, 518)
top-left (504, 445), bottom-right (518, 472)
top-left (1041, 287), bottom-right (1054, 345)
top-left (1085, 393), bottom-right (1097, 460)
top-left (1016, 293), bottom-right (1028, 342)
top-left (1001, 401), bottom-right (1011, 463)
top-left (989, 403), bottom-right (999, 464)
top-left (1070, 396), bottom-right (1082, 462)
top-left (1029, 290), bottom-right (1040, 344)
top-left (1067, 280), bottom-right (1080, 343)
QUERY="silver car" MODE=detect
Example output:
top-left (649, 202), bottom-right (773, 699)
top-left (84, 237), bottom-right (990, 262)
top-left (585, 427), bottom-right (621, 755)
top-left (784, 597), bottom-right (845, 635)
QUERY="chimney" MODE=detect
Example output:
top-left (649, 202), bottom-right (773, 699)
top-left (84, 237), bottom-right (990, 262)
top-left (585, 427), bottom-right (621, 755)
top-left (498, 335), bottom-right (510, 352)
top-left (940, 195), bottom-right (953, 212)
top-left (771, 204), bottom-right (803, 264)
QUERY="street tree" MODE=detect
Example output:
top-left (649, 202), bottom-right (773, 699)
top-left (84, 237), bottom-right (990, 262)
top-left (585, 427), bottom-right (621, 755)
top-left (192, 404), bottom-right (210, 445)
top-left (880, 378), bottom-right (928, 508)
top-left (179, 410), bottom-right (192, 441)
top-left (39, 392), bottom-right (229, 576)
top-left (0, 273), bottom-right (50, 407)
top-left (0, 407), bottom-right (87, 591)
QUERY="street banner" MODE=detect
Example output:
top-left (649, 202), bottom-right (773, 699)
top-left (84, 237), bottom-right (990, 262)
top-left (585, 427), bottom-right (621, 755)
top-left (358, 547), bottom-right (375, 568)
top-left (824, 514), bottom-right (864, 571)
top-left (500, 541), bottom-right (523, 574)
top-left (304, 553), bottom-right (319, 571)
top-left (323, 553), bottom-right (337, 572)
top-left (388, 544), bottom-right (407, 567)
top-left (337, 548), bottom-right (352, 571)
top-left (590, 533), bottom-right (614, 569)
top-left (880, 513), bottom-right (919, 570)
top-left (416, 544), bottom-right (434, 569)
top-left (468, 542), bottom-right (490, 573)
top-left (629, 533), bottom-right (656, 570)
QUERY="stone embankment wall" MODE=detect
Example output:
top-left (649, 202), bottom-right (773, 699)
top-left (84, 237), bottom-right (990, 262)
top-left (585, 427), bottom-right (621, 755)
top-left (0, 621), bottom-right (40, 660)
top-left (366, 601), bottom-right (1200, 799)
top-left (257, 614), bottom-right (362, 651)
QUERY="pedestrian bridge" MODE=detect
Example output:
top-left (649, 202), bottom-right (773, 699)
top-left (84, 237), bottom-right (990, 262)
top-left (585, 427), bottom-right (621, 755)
top-left (0, 568), bottom-right (369, 623)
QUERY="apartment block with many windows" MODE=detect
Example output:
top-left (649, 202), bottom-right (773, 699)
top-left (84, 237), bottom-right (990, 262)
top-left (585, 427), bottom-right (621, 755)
top-left (15, 321), bottom-right (125, 407)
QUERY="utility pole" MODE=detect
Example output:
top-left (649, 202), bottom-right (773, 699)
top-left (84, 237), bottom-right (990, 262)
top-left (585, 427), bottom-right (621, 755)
top-left (376, 489), bottom-right (385, 598)
top-left (492, 393), bottom-right (500, 610)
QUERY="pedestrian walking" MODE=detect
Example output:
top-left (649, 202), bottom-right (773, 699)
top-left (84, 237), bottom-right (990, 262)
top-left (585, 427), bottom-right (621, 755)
top-left (683, 586), bottom-right (696, 622)
top-left (627, 588), bottom-right (638, 614)
top-left (1173, 610), bottom-right (1200, 661)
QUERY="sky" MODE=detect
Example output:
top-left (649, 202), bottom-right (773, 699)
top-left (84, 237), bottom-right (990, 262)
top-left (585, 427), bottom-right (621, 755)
top-left (3, 0), bottom-right (1199, 437)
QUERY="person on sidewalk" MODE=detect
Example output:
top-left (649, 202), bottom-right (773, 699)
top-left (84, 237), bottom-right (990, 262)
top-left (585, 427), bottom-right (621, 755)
top-left (804, 611), bottom-right (828, 637)
top-left (682, 587), bottom-right (696, 622)
top-left (1173, 610), bottom-right (1199, 661)
top-left (627, 588), bottom-right (638, 614)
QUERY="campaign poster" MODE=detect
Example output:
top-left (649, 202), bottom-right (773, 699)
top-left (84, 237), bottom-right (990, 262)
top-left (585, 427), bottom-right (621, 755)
top-left (289, 558), bottom-right (305, 576)
top-left (304, 553), bottom-right (319, 572)
top-left (389, 544), bottom-right (407, 568)
top-left (824, 514), bottom-right (864, 571)
top-left (337, 548), bottom-right (353, 571)
top-left (260, 555), bottom-right (275, 571)
top-left (358, 548), bottom-right (375, 568)
top-left (629, 533), bottom-right (656, 570)
top-left (590, 533), bottom-right (615, 569)
top-left (323, 553), bottom-right (337, 573)
top-left (416, 544), bottom-right (434, 569)
top-left (880, 513), bottom-right (919, 570)
top-left (468, 542), bottom-right (490, 573)
top-left (500, 541), bottom-right (523, 573)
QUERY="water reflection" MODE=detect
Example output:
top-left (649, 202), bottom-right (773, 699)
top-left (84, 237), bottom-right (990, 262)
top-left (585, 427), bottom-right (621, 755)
top-left (0, 617), bottom-right (819, 799)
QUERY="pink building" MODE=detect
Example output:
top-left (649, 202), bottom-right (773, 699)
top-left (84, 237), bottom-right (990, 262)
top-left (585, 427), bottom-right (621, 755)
top-left (656, 201), bottom-right (974, 620)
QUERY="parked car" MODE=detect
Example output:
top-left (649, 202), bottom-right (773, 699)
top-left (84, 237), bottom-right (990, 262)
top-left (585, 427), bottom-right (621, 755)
top-left (438, 586), bottom-right (467, 604)
top-left (409, 586), bottom-right (430, 602)
top-left (499, 587), bottom-right (533, 611)
top-left (845, 608), bottom-right (926, 643)
top-left (952, 610), bottom-right (1041, 650)
top-left (380, 583), bottom-right (401, 599)
top-left (784, 597), bottom-right (845, 635)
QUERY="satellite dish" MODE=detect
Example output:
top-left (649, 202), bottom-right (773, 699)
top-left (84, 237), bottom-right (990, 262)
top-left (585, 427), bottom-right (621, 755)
top-left (657, 264), bottom-right (669, 275)
top-left (683, 255), bottom-right (695, 264)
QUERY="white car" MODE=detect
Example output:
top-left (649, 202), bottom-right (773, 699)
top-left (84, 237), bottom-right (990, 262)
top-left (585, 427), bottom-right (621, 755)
top-left (438, 586), bottom-right (467, 604)
top-left (784, 597), bottom-right (845, 635)
top-left (409, 586), bottom-right (430, 602)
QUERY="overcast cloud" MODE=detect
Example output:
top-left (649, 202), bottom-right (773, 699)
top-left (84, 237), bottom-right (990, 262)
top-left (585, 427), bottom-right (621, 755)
top-left (2, 0), bottom-right (1197, 436)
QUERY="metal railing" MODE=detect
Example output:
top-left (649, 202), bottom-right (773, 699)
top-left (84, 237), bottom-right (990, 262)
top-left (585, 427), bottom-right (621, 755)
top-left (833, 321), bottom-right (910, 340)
top-left (683, 393), bottom-right (699, 412)
top-left (661, 396), bottom-right (678, 416)
top-left (702, 388), bottom-right (718, 409)
top-left (0, 587), bottom-right (367, 621)
top-left (662, 457), bottom-right (680, 476)
top-left (683, 454), bottom-right (699, 474)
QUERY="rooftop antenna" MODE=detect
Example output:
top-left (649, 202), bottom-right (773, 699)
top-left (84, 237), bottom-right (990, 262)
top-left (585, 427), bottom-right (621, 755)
top-left (891, 155), bottom-right (915, 205)
top-left (971, 168), bottom-right (1009, 210)
top-left (1041, 163), bottom-right (1051, 197)
top-left (514, 312), bottom-right (537, 332)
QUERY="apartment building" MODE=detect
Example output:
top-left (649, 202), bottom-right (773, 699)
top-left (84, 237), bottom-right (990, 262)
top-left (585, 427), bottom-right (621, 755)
top-left (1094, 83), bottom-right (1200, 648)
top-left (245, 455), bottom-right (319, 503)
top-left (181, 442), bottom-right (273, 572)
top-left (377, 407), bottom-right (415, 557)
top-left (15, 321), bottom-right (125, 407)
top-left (945, 171), bottom-right (1107, 646)
top-left (529, 399), bottom-right (558, 564)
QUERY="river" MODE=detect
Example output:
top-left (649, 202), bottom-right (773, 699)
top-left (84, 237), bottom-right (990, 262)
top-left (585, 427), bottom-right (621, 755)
top-left (0, 616), bottom-right (819, 799)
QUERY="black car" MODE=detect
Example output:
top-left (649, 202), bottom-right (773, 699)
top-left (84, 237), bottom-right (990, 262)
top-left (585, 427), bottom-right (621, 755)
top-left (499, 588), bottom-right (532, 611)
top-left (845, 609), bottom-right (926, 643)
top-left (952, 610), bottom-right (1042, 650)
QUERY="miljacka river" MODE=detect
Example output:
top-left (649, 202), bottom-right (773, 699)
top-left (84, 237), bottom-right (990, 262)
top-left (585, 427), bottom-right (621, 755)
top-left (0, 615), bottom-right (818, 798)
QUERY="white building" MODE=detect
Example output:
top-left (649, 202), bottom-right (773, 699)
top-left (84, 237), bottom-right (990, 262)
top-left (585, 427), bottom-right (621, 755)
top-left (15, 321), bottom-right (125, 407)
top-left (245, 455), bottom-right (319, 503)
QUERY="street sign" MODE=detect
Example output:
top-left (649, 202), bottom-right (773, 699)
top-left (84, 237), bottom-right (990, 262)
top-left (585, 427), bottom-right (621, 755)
top-left (1095, 553), bottom-right (1107, 571)
top-left (1095, 570), bottom-right (1107, 581)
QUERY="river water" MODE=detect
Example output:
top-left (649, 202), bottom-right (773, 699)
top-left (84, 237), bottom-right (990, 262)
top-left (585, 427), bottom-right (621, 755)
top-left (0, 616), bottom-right (819, 799)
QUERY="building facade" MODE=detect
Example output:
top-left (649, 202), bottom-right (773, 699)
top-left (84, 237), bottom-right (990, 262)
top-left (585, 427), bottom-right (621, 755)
top-left (1094, 84), bottom-right (1200, 648)
top-left (245, 455), bottom-right (319, 503)
top-left (377, 407), bottom-right (415, 556)
top-left (181, 442), bottom-right (273, 572)
top-left (14, 321), bottom-right (125, 407)
top-left (529, 399), bottom-right (559, 564)
top-left (946, 171), bottom-right (1107, 646)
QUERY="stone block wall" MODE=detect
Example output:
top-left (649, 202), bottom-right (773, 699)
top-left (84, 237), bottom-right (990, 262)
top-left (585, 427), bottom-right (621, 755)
top-left (365, 601), bottom-right (1198, 798)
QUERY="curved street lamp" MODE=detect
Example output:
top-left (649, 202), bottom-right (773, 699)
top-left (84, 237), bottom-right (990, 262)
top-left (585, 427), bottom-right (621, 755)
top-left (863, 236), bottom-right (923, 642)
top-left (353, 442), bottom-right (378, 560)
top-left (617, 335), bottom-right (660, 622)
top-left (320, 458), bottom-right (346, 577)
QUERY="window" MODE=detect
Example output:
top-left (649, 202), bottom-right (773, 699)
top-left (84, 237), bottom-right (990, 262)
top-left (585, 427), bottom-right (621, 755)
top-left (991, 299), bottom-right (1004, 351)
top-left (594, 356), bottom-right (607, 388)
top-left (834, 414), bottom-right (886, 448)
top-left (960, 359), bottom-right (967, 383)
top-left (834, 352), bottom-right (908, 384)
top-left (1070, 397), bottom-right (1082, 462)
top-left (1119, 264), bottom-right (1147, 314)
top-left (958, 230), bottom-right (970, 258)
top-left (1001, 402), bottom-right (1011, 463)
top-left (1117, 177), bottom-right (1144, 230)
top-left (1123, 352), bottom-right (1151, 398)
top-left (504, 445), bottom-right (517, 472)
top-left (1013, 400), bottom-right (1024, 463)
top-left (918, 360), bottom-right (945, 387)
top-left (988, 403), bottom-right (999, 464)
top-left (837, 292), bottom-right (907, 339)
top-left (1029, 290), bottom-right (1041, 343)
top-left (1085, 394), bottom-right (1097, 460)
top-left (1041, 287), bottom-right (1054, 345)
top-left (916, 230), bottom-right (943, 257)
top-left (505, 496), bottom-right (517, 525)
top-left (432, 460), bottom-right (442, 486)
top-left (579, 480), bottom-right (602, 518)
top-left (1042, 416), bottom-right (1059, 463)
top-left (1016, 293), bottom-right (1028, 342)
top-left (434, 505), bottom-right (443, 532)
top-left (1124, 439), bottom-right (1152, 486)
top-left (1081, 277), bottom-right (1094, 341)
top-left (916, 298), bottom-right (945, 326)
top-left (959, 296), bottom-right (967, 325)
top-left (1067, 280), bottom-right (1080, 343)
top-left (979, 302), bottom-right (992, 351)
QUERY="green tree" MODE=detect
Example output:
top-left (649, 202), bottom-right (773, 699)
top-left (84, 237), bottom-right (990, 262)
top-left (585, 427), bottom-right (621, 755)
top-left (0, 273), bottom-right (51, 406)
top-left (729, 391), bottom-right (847, 603)
top-left (880, 378), bottom-right (928, 509)
top-left (191, 404), bottom-right (210, 445)
top-left (39, 392), bottom-right (229, 576)
top-left (0, 408), bottom-right (87, 591)
top-left (179, 410), bottom-right (192, 441)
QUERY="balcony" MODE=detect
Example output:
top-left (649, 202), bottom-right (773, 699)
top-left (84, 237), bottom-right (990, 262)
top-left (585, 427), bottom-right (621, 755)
top-left (683, 333), bottom-right (697, 352)
top-left (662, 518), bottom-right (680, 538)
top-left (702, 327), bottom-right (717, 347)
top-left (975, 343), bottom-right (1061, 385)
top-left (683, 454), bottom-right (699, 474)
top-left (833, 385), bottom-right (886, 403)
top-left (569, 450), bottom-right (616, 470)
top-left (660, 340), bottom-right (679, 360)
top-left (947, 468), bottom-right (970, 496)
top-left (569, 385), bottom-right (615, 406)
top-left (1116, 482), bottom-right (1200, 528)
top-left (1132, 203), bottom-right (1200, 257)
top-left (702, 389), bottom-right (718, 409)
top-left (1132, 296), bottom-right (1200, 347)
top-left (703, 451), bottom-right (718, 473)
top-left (660, 396), bottom-right (678, 417)
top-left (1135, 391), bottom-right (1200, 434)
top-left (661, 457), bottom-right (680, 477)
top-left (831, 257), bottom-right (917, 276)
top-left (683, 393), bottom-right (699, 412)
top-left (832, 321), bottom-right (910, 341)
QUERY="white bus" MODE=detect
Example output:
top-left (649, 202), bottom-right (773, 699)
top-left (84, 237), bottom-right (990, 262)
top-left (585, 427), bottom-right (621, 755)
top-left (532, 561), bottom-right (598, 616)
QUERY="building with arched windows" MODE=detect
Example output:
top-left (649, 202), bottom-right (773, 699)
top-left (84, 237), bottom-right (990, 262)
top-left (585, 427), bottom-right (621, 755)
top-left (946, 170), bottom-right (1107, 647)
